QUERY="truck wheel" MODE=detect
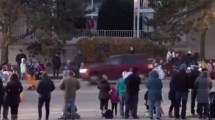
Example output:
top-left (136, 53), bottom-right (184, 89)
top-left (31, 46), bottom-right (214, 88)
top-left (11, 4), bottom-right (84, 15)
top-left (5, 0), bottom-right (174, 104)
top-left (89, 76), bottom-right (99, 85)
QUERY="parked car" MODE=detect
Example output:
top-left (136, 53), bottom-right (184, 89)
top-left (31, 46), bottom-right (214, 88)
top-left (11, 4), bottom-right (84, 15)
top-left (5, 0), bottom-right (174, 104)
top-left (79, 54), bottom-right (153, 83)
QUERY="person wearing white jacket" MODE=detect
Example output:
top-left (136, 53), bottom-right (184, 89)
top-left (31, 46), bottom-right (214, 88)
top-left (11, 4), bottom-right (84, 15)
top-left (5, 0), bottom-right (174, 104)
top-left (153, 65), bottom-right (165, 80)
top-left (20, 58), bottom-right (27, 80)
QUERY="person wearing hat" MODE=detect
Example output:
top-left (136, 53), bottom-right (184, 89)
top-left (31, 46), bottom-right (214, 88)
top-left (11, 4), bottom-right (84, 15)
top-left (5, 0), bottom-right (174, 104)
top-left (171, 64), bottom-right (189, 120)
top-left (195, 71), bottom-right (212, 119)
top-left (60, 70), bottom-right (80, 119)
top-left (188, 66), bottom-right (200, 115)
top-left (97, 75), bottom-right (111, 117)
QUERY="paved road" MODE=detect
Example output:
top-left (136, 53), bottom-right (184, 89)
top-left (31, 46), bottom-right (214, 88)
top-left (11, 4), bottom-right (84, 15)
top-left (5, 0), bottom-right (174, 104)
top-left (15, 80), bottom-right (215, 120)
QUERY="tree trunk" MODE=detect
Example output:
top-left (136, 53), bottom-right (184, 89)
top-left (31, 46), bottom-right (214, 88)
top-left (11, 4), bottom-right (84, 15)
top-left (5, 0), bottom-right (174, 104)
top-left (1, 45), bottom-right (9, 64)
top-left (1, 33), bottom-right (10, 64)
top-left (200, 31), bottom-right (206, 60)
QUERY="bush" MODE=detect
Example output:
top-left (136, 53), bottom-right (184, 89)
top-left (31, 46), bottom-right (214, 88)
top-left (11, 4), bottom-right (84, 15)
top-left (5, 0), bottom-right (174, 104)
top-left (77, 38), bottom-right (167, 63)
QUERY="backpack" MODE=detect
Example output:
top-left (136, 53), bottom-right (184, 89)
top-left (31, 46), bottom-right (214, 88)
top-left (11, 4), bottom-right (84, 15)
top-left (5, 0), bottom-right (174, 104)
top-left (103, 109), bottom-right (113, 119)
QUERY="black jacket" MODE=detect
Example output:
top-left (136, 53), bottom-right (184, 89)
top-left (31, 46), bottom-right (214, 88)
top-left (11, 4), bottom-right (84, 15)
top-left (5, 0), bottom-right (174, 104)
top-left (188, 69), bottom-right (200, 89)
top-left (172, 70), bottom-right (189, 92)
top-left (168, 69), bottom-right (178, 100)
top-left (125, 74), bottom-right (141, 95)
top-left (52, 55), bottom-right (61, 68)
top-left (5, 80), bottom-right (23, 104)
top-left (16, 53), bottom-right (27, 65)
top-left (37, 77), bottom-right (55, 98)
top-left (98, 80), bottom-right (111, 99)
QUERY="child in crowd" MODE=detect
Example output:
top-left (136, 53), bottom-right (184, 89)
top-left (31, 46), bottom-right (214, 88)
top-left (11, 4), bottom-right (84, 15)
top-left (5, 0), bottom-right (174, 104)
top-left (110, 85), bottom-right (119, 116)
top-left (63, 60), bottom-right (72, 79)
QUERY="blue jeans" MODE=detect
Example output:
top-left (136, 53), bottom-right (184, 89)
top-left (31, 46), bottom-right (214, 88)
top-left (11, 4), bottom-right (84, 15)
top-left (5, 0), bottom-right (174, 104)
top-left (125, 94), bottom-right (138, 118)
top-left (119, 94), bottom-right (126, 117)
top-left (175, 92), bottom-right (188, 119)
top-left (148, 100), bottom-right (161, 119)
top-left (63, 100), bottom-right (75, 117)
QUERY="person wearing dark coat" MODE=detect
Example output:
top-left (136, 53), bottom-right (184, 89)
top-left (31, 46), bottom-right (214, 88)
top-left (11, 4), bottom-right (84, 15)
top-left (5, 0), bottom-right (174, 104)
top-left (195, 71), bottom-right (212, 119)
top-left (4, 73), bottom-right (23, 120)
top-left (172, 64), bottom-right (189, 120)
top-left (168, 66), bottom-right (178, 117)
top-left (73, 50), bottom-right (85, 77)
top-left (52, 53), bottom-right (61, 78)
top-left (97, 75), bottom-right (111, 117)
top-left (125, 67), bottom-right (141, 119)
top-left (184, 51), bottom-right (192, 67)
top-left (147, 71), bottom-right (163, 120)
top-left (189, 67), bottom-right (200, 115)
top-left (37, 73), bottom-right (55, 120)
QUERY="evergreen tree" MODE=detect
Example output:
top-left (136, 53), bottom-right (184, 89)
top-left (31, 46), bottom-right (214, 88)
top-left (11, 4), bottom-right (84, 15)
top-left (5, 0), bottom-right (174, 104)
top-left (97, 0), bottom-right (133, 30)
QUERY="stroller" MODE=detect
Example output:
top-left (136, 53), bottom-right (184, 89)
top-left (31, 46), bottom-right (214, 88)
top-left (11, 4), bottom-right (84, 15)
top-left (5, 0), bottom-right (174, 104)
top-left (209, 92), bottom-right (215, 120)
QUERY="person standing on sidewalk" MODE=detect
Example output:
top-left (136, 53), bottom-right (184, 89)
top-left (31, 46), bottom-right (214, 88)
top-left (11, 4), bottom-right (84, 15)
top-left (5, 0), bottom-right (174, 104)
top-left (4, 73), bottom-right (23, 120)
top-left (60, 70), bottom-right (80, 118)
top-left (52, 53), bottom-right (61, 78)
top-left (125, 67), bottom-right (141, 119)
top-left (110, 85), bottom-right (119, 117)
top-left (147, 71), bottom-right (163, 120)
top-left (97, 75), bottom-right (111, 117)
top-left (189, 66), bottom-right (200, 115)
top-left (116, 71), bottom-right (128, 118)
top-left (20, 58), bottom-right (27, 80)
top-left (15, 49), bottom-right (27, 79)
top-left (195, 71), bottom-right (212, 119)
top-left (172, 64), bottom-right (189, 120)
top-left (37, 73), bottom-right (55, 120)
top-left (168, 65), bottom-right (178, 117)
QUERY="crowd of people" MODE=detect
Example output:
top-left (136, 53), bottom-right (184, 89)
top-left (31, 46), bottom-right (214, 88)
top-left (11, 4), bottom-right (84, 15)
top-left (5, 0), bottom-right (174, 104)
top-left (97, 68), bottom-right (141, 119)
top-left (164, 49), bottom-right (215, 76)
top-left (97, 65), bottom-right (214, 120)
top-left (0, 48), bottom-right (215, 120)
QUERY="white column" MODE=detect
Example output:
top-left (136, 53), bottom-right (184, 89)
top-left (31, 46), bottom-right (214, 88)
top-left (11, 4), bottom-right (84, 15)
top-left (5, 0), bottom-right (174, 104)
top-left (91, 0), bottom-right (94, 19)
top-left (133, 10), bottom-right (136, 37)
top-left (136, 0), bottom-right (140, 38)
top-left (133, 0), bottom-right (137, 38)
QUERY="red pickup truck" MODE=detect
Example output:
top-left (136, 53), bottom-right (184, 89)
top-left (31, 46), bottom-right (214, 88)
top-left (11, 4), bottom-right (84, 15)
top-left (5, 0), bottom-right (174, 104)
top-left (79, 54), bottom-right (153, 83)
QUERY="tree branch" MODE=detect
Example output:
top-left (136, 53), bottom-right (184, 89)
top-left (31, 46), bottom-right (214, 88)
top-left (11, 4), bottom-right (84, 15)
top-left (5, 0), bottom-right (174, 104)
top-left (14, 27), bottom-right (37, 41)
top-left (157, 0), bottom-right (213, 31)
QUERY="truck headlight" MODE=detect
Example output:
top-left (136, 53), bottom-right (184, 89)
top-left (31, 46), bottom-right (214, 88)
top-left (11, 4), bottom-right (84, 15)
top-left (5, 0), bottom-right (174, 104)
top-left (79, 68), bottom-right (88, 73)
